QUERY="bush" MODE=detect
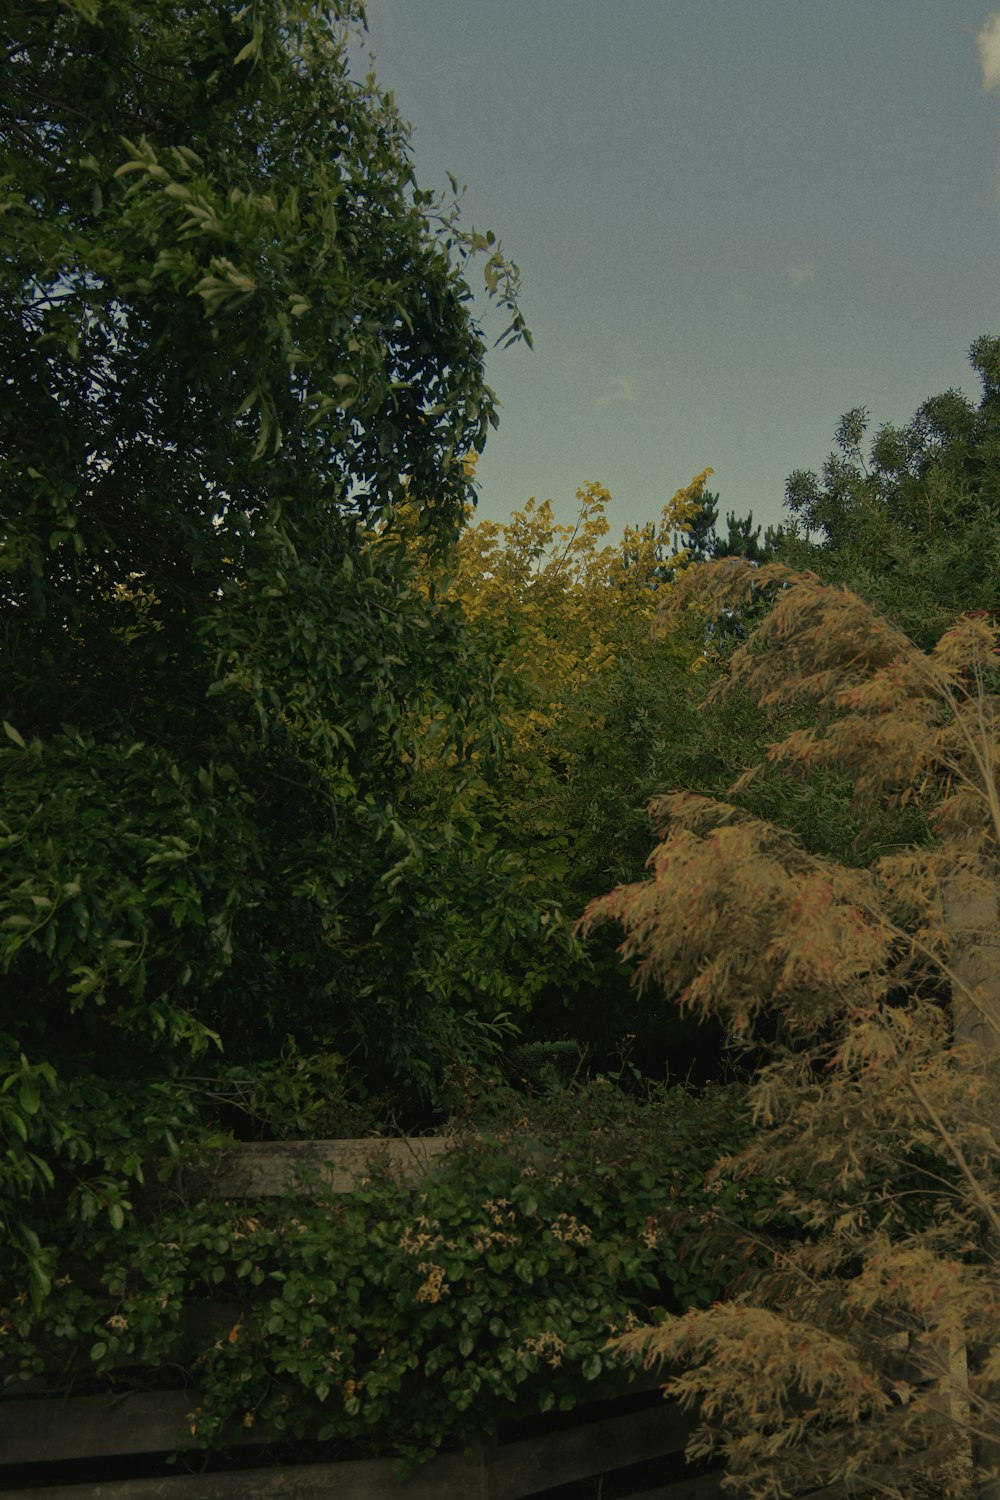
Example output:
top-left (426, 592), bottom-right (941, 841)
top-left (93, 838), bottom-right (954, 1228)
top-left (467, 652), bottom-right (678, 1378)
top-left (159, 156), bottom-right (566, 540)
top-left (0, 1082), bottom-right (775, 1466)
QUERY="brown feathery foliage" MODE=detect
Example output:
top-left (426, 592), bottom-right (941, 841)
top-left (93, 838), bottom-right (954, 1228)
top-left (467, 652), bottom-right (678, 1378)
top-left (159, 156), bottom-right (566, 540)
top-left (580, 561), bottom-right (1000, 1499)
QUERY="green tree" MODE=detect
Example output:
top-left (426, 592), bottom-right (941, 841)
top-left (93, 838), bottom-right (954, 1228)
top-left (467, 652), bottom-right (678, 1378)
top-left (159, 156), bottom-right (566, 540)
top-left (397, 473), bottom-right (750, 1073)
top-left (684, 489), bottom-right (782, 565)
top-left (401, 476), bottom-right (848, 1077)
top-left (581, 558), bottom-right (1000, 1498)
top-left (0, 0), bottom-right (527, 1298)
top-left (781, 338), bottom-right (1000, 647)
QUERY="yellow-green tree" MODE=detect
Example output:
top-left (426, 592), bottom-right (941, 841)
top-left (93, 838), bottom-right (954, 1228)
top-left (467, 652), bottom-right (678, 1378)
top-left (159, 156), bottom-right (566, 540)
top-left (444, 472), bottom-right (711, 835)
top-left (581, 559), bottom-right (1000, 1497)
top-left (386, 471), bottom-right (738, 1068)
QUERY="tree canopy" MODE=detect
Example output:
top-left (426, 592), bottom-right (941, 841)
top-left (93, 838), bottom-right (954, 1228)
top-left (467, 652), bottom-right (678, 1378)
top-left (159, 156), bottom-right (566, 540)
top-left (1, 0), bottom-right (530, 1300)
top-left (780, 338), bottom-right (1000, 647)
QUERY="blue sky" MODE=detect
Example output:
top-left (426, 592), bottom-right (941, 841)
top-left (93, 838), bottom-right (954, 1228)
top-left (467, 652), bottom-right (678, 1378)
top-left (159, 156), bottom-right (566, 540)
top-left (360, 2), bottom-right (1000, 538)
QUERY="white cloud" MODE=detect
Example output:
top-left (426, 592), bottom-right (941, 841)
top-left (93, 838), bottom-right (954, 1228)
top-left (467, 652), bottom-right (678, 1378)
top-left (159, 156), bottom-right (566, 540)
top-left (595, 375), bottom-right (639, 406)
top-left (783, 262), bottom-right (819, 288)
top-left (977, 13), bottom-right (1000, 90)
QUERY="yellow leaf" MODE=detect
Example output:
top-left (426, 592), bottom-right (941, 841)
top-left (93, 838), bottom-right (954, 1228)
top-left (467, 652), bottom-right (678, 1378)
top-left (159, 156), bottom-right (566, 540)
top-left (233, 36), bottom-right (260, 65)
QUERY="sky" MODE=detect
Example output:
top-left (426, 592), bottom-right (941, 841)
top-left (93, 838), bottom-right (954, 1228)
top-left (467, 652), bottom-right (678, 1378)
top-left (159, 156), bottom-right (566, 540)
top-left (357, 2), bottom-right (1000, 540)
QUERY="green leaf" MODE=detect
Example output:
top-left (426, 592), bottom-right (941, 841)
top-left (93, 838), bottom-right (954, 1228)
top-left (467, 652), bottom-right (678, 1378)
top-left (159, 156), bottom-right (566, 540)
top-left (18, 1075), bottom-right (40, 1116)
top-left (3, 722), bottom-right (25, 748)
top-left (513, 1185), bottom-right (538, 1217)
top-left (27, 1152), bottom-right (55, 1188)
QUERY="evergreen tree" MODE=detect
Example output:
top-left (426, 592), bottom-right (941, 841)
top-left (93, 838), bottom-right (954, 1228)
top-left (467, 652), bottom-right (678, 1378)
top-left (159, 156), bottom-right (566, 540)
top-left (685, 490), bottom-right (782, 566)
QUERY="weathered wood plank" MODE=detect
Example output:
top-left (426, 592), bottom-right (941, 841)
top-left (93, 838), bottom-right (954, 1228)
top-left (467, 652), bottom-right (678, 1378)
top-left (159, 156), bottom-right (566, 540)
top-left (0, 1448), bottom-right (487, 1499)
top-left (0, 1368), bottom-right (680, 1470)
top-left (201, 1137), bottom-right (454, 1198)
top-left (608, 1475), bottom-right (728, 1500)
top-left (0, 1385), bottom-right (688, 1480)
top-left (489, 1399), bottom-right (693, 1499)
top-left (0, 1391), bottom-right (703, 1498)
top-left (611, 1473), bottom-right (729, 1500)
top-left (0, 1390), bottom-right (205, 1463)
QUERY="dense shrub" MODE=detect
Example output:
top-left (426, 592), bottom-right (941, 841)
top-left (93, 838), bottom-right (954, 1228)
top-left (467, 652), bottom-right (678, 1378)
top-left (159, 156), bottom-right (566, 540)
top-left (0, 1083), bottom-right (775, 1465)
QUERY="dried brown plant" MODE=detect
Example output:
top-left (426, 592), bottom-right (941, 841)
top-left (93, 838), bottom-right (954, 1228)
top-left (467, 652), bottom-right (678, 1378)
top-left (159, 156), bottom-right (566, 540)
top-left (580, 561), bottom-right (1000, 1499)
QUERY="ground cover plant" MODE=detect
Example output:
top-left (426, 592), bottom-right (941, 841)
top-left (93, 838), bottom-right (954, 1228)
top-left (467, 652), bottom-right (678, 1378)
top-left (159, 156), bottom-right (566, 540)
top-left (0, 1081), bottom-right (775, 1467)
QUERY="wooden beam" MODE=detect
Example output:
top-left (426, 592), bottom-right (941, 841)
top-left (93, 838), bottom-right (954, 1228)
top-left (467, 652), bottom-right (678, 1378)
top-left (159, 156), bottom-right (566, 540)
top-left (489, 1398), bottom-right (693, 1499)
top-left (0, 1447), bottom-right (486, 1499)
top-left (0, 1390), bottom-right (208, 1463)
top-left (605, 1474), bottom-right (728, 1500)
top-left (197, 1137), bottom-right (454, 1198)
top-left (0, 1388), bottom-right (696, 1496)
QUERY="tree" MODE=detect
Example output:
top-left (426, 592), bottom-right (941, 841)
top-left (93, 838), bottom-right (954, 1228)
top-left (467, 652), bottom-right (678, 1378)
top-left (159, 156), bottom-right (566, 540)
top-left (393, 473), bottom-right (852, 1075)
top-left (393, 471), bottom-right (749, 1070)
top-left (684, 490), bottom-right (783, 566)
top-left (781, 338), bottom-right (1000, 647)
top-left (1, 0), bottom-right (528, 1299)
top-left (580, 559), bottom-right (1000, 1498)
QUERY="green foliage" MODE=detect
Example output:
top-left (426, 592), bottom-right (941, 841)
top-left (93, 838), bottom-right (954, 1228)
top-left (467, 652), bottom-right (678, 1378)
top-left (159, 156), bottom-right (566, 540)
top-left (1, 0), bottom-right (532, 1303)
top-left (781, 337), bottom-right (1000, 647)
top-left (187, 1038), bottom-right (382, 1143)
top-left (0, 1082), bottom-right (768, 1464)
top-left (684, 490), bottom-right (784, 565)
top-left (397, 476), bottom-right (768, 1071)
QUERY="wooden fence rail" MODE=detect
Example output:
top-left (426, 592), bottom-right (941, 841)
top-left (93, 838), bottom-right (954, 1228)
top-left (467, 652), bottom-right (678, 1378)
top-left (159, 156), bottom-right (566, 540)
top-left (199, 1135), bottom-right (456, 1197)
top-left (0, 1387), bottom-right (716, 1499)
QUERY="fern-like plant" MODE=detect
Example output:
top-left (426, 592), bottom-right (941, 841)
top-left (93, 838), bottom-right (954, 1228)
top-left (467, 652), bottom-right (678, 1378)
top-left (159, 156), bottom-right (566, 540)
top-left (579, 559), bottom-right (1000, 1499)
